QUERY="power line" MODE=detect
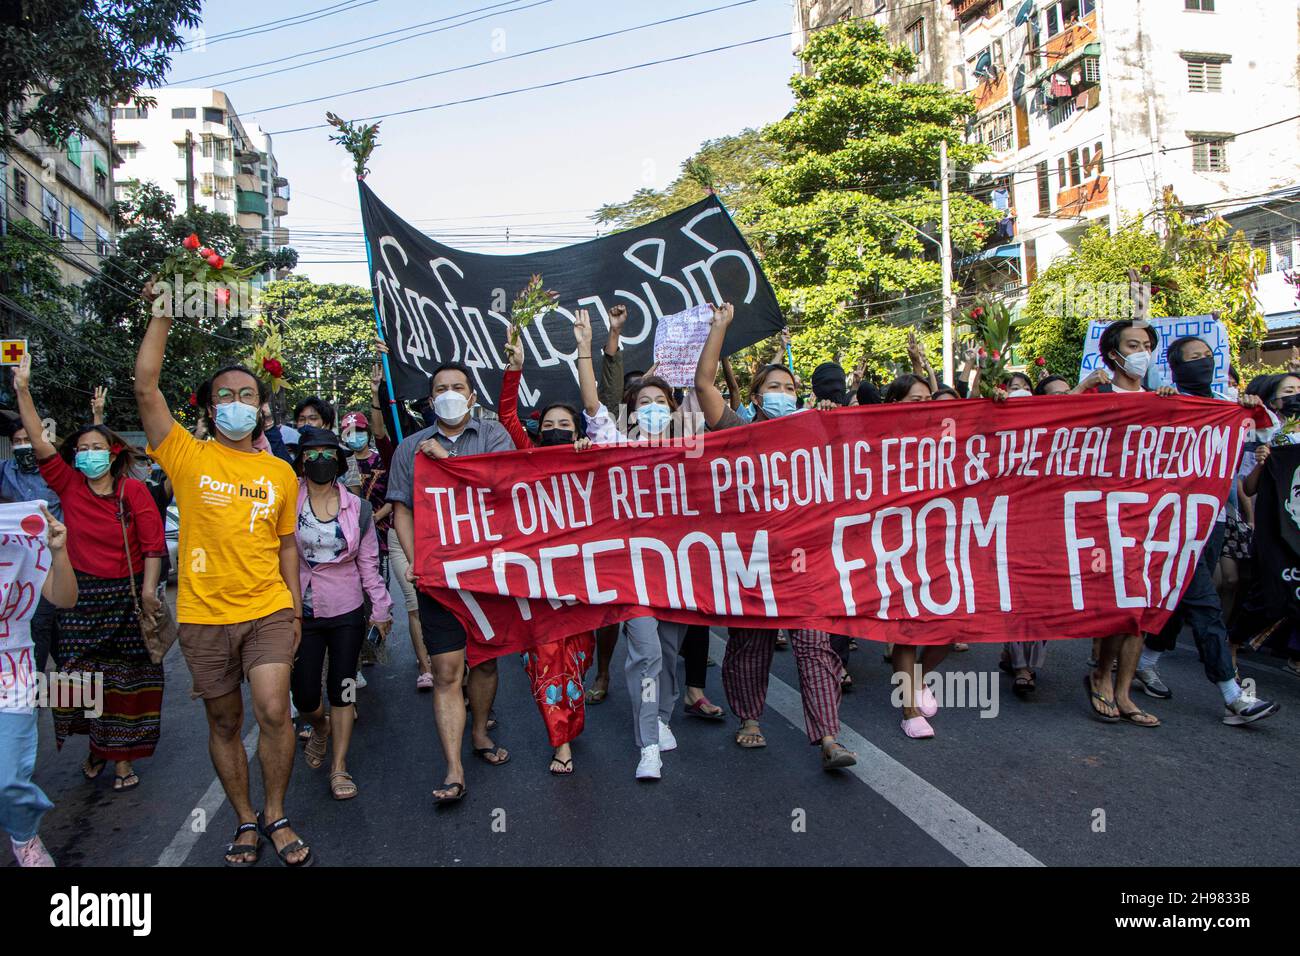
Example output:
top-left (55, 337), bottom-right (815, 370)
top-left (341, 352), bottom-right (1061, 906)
top-left (180, 0), bottom-right (380, 52)
top-left (172, 0), bottom-right (532, 85)
top-left (246, 0), bottom-right (758, 114)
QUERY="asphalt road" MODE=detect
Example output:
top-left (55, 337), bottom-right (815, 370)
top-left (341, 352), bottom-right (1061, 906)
top-left (12, 581), bottom-right (1300, 868)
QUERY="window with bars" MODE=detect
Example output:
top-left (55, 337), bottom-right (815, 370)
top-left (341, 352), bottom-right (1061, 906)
top-left (200, 134), bottom-right (214, 158)
top-left (1253, 228), bottom-right (1294, 273)
top-left (200, 172), bottom-right (215, 195)
top-left (214, 139), bottom-right (232, 161)
top-left (1036, 162), bottom-right (1051, 214)
top-left (13, 170), bottom-right (27, 208)
top-left (905, 18), bottom-right (925, 54)
top-left (974, 107), bottom-right (1014, 153)
top-left (94, 169), bottom-right (106, 202)
top-left (112, 106), bottom-right (148, 119)
top-left (203, 107), bottom-right (225, 124)
top-left (117, 143), bottom-right (139, 158)
top-left (1185, 0), bottom-right (1214, 10)
top-left (1082, 55), bottom-right (1100, 85)
top-left (1186, 57), bottom-right (1224, 92)
top-left (95, 226), bottom-right (111, 257)
top-left (41, 189), bottom-right (59, 237)
top-left (172, 107), bottom-right (197, 119)
top-left (1191, 135), bottom-right (1230, 172)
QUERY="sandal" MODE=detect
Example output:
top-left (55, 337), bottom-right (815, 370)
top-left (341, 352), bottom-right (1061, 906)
top-left (585, 685), bottom-right (608, 705)
top-left (549, 757), bottom-right (574, 776)
top-left (113, 771), bottom-right (140, 792)
top-left (473, 744), bottom-right (510, 766)
top-left (1118, 708), bottom-right (1161, 728)
top-left (304, 725), bottom-right (329, 769)
top-left (297, 726), bottom-right (312, 743)
top-left (223, 822), bottom-right (262, 867)
top-left (1083, 673), bottom-right (1119, 723)
top-left (684, 696), bottom-right (725, 720)
top-left (257, 812), bottom-right (315, 867)
top-left (735, 721), bottom-right (766, 749)
top-left (822, 742), bottom-right (858, 771)
top-left (433, 781), bottom-right (466, 804)
top-left (329, 770), bottom-right (358, 800)
top-left (82, 756), bottom-right (107, 780)
top-left (1012, 675), bottom-right (1035, 698)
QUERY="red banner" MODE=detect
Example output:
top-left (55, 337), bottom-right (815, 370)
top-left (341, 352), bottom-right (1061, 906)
top-left (413, 395), bottom-right (1267, 664)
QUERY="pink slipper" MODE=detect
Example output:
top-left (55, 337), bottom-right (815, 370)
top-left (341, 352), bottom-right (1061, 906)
top-left (416, 672), bottom-right (434, 692)
top-left (918, 685), bottom-right (939, 718)
top-left (900, 716), bottom-right (935, 739)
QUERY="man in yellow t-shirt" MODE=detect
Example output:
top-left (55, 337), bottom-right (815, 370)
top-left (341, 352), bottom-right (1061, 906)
top-left (136, 290), bottom-right (312, 868)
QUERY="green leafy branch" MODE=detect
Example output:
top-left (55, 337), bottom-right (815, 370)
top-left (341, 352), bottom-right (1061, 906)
top-left (326, 112), bottom-right (382, 179)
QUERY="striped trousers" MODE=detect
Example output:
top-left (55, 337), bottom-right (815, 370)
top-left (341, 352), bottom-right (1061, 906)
top-left (722, 627), bottom-right (842, 744)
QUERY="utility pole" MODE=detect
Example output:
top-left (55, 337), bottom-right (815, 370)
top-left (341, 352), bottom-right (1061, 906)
top-left (184, 129), bottom-right (195, 213)
top-left (939, 138), bottom-right (954, 386)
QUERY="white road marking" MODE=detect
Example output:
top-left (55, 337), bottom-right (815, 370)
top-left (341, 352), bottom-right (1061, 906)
top-left (154, 726), bottom-right (259, 868)
top-left (709, 633), bottom-right (1043, 867)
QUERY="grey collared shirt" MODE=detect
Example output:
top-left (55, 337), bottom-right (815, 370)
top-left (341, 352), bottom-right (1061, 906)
top-left (385, 416), bottom-right (516, 509)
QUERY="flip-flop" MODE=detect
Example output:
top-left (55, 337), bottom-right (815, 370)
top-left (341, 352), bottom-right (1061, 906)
top-left (1083, 673), bottom-right (1120, 722)
top-left (113, 772), bottom-right (140, 792)
top-left (684, 697), bottom-right (725, 720)
top-left (585, 686), bottom-right (608, 704)
top-left (474, 745), bottom-right (510, 766)
top-left (549, 757), bottom-right (574, 776)
top-left (433, 781), bottom-right (466, 804)
top-left (1118, 708), bottom-right (1161, 728)
top-left (1013, 676), bottom-right (1034, 698)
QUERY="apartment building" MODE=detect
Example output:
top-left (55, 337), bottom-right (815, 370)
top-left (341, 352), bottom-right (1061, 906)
top-left (0, 98), bottom-right (117, 287)
top-left (794, 0), bottom-right (1300, 309)
top-left (112, 88), bottom-right (290, 283)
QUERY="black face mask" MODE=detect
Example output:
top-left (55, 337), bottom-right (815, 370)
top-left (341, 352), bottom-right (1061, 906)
top-left (1278, 395), bottom-right (1300, 419)
top-left (12, 446), bottom-right (38, 474)
top-left (1172, 357), bottom-right (1215, 397)
top-left (539, 428), bottom-right (574, 447)
top-left (304, 457), bottom-right (338, 485)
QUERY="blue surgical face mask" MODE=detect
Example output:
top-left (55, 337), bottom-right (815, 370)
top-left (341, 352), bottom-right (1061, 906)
top-left (344, 432), bottom-right (369, 451)
top-left (214, 401), bottom-right (259, 440)
top-left (761, 392), bottom-right (797, 418)
top-left (637, 402), bottom-right (671, 435)
top-left (74, 449), bottom-right (112, 479)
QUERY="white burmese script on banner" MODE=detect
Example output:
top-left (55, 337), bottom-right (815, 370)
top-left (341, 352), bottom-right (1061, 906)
top-left (0, 500), bottom-right (52, 714)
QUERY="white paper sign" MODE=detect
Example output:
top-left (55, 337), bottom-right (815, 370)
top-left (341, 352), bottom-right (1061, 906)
top-left (652, 304), bottom-right (715, 388)
top-left (1080, 315), bottom-right (1230, 391)
top-left (0, 501), bottom-right (52, 714)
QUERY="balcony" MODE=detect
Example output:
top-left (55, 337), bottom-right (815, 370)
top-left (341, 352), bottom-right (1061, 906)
top-left (236, 172), bottom-right (259, 192)
top-left (272, 195), bottom-right (288, 215)
top-left (1055, 175), bottom-right (1109, 216)
top-left (272, 227), bottom-right (289, 246)
top-left (237, 189), bottom-right (268, 215)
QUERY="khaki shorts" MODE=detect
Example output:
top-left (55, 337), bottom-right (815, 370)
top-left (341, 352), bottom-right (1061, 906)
top-left (178, 606), bottom-right (297, 700)
top-left (386, 527), bottom-right (419, 613)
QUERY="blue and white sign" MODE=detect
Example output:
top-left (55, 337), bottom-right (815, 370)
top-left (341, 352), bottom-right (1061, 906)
top-left (1080, 315), bottom-right (1230, 390)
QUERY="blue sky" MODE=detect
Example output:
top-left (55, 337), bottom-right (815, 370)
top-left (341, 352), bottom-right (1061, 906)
top-left (162, 0), bottom-right (799, 285)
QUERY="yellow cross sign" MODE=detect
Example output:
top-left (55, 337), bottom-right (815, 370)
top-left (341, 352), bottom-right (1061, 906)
top-left (0, 339), bottom-right (27, 366)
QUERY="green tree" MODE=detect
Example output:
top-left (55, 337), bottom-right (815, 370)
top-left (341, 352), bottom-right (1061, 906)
top-left (743, 20), bottom-right (999, 375)
top-left (77, 181), bottom-right (298, 424)
top-left (262, 276), bottom-right (376, 421)
top-left (593, 128), bottom-right (780, 231)
top-left (0, 0), bottom-right (202, 149)
top-left (0, 219), bottom-right (115, 429)
top-left (1019, 191), bottom-right (1265, 382)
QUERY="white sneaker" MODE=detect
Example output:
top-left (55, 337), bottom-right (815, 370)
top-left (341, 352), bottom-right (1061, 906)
top-left (657, 719), bottom-right (677, 752)
top-left (354, 670), bottom-right (367, 689)
top-left (635, 744), bottom-right (662, 780)
top-left (12, 835), bottom-right (55, 867)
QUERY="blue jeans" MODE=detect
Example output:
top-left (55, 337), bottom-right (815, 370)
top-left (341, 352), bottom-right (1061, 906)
top-left (1145, 522), bottom-right (1236, 684)
top-left (0, 710), bottom-right (53, 843)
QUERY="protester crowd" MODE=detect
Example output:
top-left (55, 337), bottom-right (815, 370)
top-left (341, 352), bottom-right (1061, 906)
top-left (1, 297), bottom-right (1292, 868)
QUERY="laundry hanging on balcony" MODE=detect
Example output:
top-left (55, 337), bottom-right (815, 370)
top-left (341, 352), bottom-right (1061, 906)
top-left (1050, 73), bottom-right (1072, 98)
top-left (991, 187), bottom-right (1011, 212)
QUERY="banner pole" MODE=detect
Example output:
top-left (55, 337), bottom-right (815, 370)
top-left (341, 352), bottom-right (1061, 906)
top-left (357, 178), bottom-right (404, 443)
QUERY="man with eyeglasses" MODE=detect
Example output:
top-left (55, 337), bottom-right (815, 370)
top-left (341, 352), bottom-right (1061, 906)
top-left (134, 289), bottom-right (314, 867)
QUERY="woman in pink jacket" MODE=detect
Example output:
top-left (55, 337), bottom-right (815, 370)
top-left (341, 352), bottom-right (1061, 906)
top-left (290, 427), bottom-right (392, 800)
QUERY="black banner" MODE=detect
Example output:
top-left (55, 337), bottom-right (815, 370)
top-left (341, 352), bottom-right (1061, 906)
top-left (1252, 442), bottom-right (1300, 617)
top-left (358, 181), bottom-right (784, 410)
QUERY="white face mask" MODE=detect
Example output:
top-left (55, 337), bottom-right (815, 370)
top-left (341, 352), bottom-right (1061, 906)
top-left (432, 391), bottom-right (469, 424)
top-left (1008, 388), bottom-right (1032, 398)
top-left (1117, 350), bottom-right (1151, 380)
